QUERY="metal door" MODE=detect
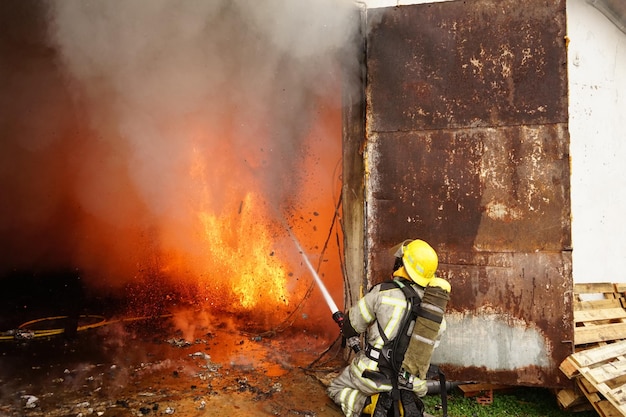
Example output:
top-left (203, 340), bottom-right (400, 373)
top-left (344, 0), bottom-right (571, 386)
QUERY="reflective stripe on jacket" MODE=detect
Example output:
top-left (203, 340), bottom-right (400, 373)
top-left (348, 278), bottom-right (446, 391)
top-left (349, 280), bottom-right (425, 350)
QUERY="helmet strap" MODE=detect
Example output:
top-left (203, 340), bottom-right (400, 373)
top-left (393, 266), bottom-right (411, 280)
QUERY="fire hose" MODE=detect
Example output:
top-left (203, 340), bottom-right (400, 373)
top-left (282, 224), bottom-right (360, 353)
top-left (0, 314), bottom-right (173, 342)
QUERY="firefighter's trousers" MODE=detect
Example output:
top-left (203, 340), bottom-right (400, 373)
top-left (327, 352), bottom-right (393, 417)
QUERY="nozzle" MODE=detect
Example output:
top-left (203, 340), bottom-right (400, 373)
top-left (332, 311), bottom-right (345, 329)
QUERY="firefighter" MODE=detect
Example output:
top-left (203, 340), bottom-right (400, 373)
top-left (327, 239), bottom-right (449, 417)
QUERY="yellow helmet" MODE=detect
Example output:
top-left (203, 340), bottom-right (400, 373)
top-left (398, 239), bottom-right (438, 287)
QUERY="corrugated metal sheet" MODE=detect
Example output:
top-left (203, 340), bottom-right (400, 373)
top-left (346, 0), bottom-right (572, 386)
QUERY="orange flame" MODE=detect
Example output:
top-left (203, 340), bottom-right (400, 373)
top-left (197, 193), bottom-right (289, 310)
top-left (188, 146), bottom-right (292, 314)
top-left (142, 94), bottom-right (343, 332)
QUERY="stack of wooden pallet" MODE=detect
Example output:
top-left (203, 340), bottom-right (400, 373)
top-left (558, 283), bottom-right (626, 416)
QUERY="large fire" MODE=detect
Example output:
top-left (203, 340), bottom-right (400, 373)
top-left (133, 99), bottom-right (345, 329)
top-left (197, 192), bottom-right (291, 310)
top-left (178, 140), bottom-right (305, 317)
top-left (0, 0), bottom-right (356, 337)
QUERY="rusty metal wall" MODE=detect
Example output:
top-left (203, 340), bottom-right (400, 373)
top-left (352, 0), bottom-right (572, 386)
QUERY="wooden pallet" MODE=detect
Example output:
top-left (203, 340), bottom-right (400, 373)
top-left (557, 283), bottom-right (626, 415)
top-left (556, 386), bottom-right (594, 412)
top-left (560, 339), bottom-right (626, 416)
top-left (575, 283), bottom-right (626, 347)
top-left (577, 377), bottom-right (622, 417)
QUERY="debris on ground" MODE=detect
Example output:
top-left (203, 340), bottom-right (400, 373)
top-left (0, 310), bottom-right (345, 417)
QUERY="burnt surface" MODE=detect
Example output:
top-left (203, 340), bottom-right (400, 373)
top-left (0, 311), bottom-right (342, 417)
top-left (357, 0), bottom-right (571, 386)
top-left (0, 269), bottom-right (85, 332)
top-left (0, 268), bottom-right (188, 337)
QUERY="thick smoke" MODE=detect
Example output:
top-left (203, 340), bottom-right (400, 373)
top-left (0, 0), bottom-right (361, 298)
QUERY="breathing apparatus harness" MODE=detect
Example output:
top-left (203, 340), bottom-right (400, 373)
top-left (362, 278), bottom-right (424, 417)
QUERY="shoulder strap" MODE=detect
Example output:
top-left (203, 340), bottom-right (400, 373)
top-left (376, 280), bottom-right (422, 374)
top-left (375, 280), bottom-right (423, 417)
top-left (390, 281), bottom-right (421, 372)
top-left (375, 279), bottom-right (409, 344)
top-left (375, 281), bottom-right (396, 345)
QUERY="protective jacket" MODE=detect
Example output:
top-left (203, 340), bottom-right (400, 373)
top-left (327, 268), bottom-right (446, 417)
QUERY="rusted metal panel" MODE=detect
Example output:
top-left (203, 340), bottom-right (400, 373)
top-left (366, 0), bottom-right (568, 132)
top-left (434, 251), bottom-right (572, 386)
top-left (360, 0), bottom-right (571, 386)
top-left (366, 125), bottom-right (571, 258)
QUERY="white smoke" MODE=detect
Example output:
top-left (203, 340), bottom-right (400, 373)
top-left (0, 0), bottom-right (361, 298)
top-left (43, 0), bottom-right (359, 285)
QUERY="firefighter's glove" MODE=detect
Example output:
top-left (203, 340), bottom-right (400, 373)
top-left (412, 379), bottom-right (428, 398)
top-left (340, 313), bottom-right (359, 339)
top-left (399, 370), bottom-right (427, 398)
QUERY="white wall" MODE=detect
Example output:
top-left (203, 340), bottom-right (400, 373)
top-left (567, 0), bottom-right (626, 283)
